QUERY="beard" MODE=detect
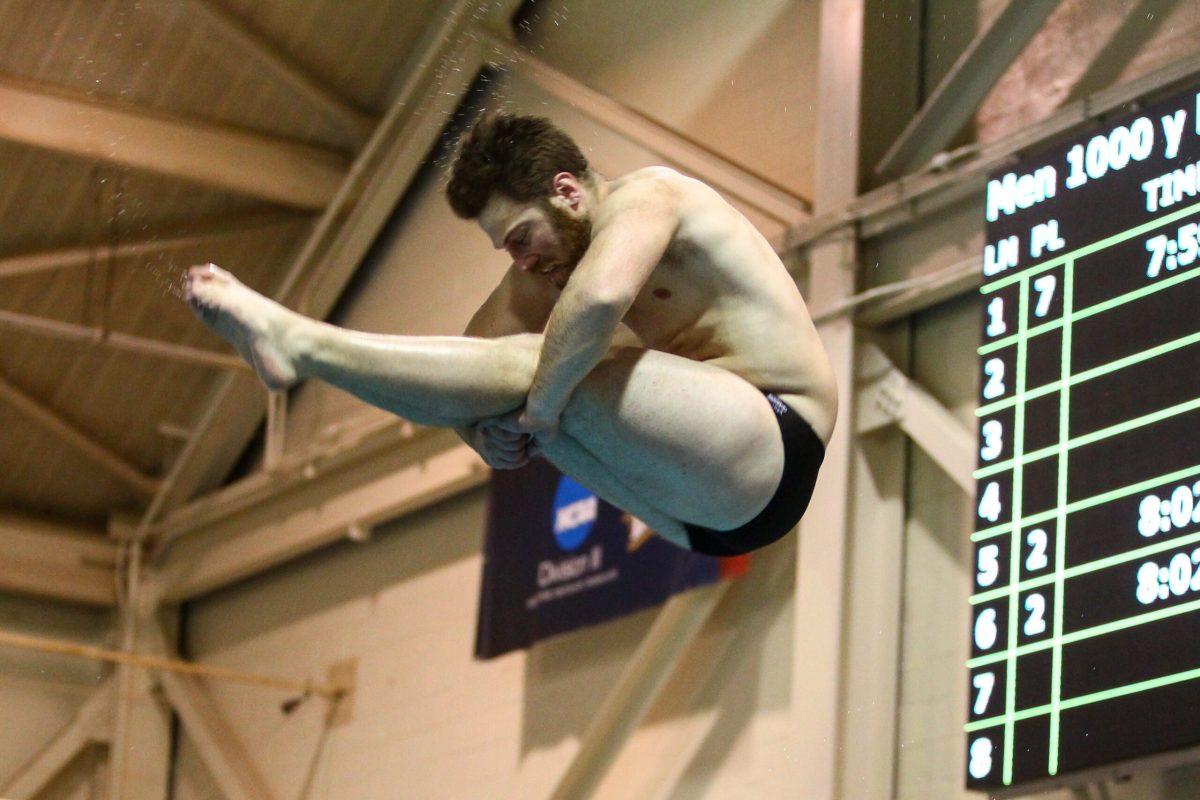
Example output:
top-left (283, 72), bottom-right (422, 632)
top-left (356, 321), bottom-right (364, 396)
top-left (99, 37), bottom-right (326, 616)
top-left (538, 200), bottom-right (592, 288)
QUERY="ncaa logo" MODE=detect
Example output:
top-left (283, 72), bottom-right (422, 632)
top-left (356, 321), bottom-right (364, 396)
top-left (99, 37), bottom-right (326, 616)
top-left (551, 476), bottom-right (598, 551)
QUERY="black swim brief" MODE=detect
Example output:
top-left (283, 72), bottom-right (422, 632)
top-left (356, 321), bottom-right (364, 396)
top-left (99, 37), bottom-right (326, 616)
top-left (683, 392), bottom-right (825, 557)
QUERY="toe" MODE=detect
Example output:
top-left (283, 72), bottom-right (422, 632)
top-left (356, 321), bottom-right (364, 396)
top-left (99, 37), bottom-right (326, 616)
top-left (187, 263), bottom-right (223, 282)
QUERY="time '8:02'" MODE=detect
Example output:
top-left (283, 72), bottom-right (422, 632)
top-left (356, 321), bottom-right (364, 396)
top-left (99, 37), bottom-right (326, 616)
top-left (1138, 482), bottom-right (1200, 538)
top-left (1136, 548), bottom-right (1200, 606)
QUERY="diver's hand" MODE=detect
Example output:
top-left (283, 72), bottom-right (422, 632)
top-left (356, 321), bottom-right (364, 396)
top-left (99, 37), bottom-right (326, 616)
top-left (471, 419), bottom-right (535, 470)
top-left (490, 407), bottom-right (559, 456)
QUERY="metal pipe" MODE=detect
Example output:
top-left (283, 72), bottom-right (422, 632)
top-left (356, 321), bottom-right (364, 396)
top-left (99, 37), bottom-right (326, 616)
top-left (263, 389), bottom-right (287, 471)
top-left (0, 628), bottom-right (345, 700)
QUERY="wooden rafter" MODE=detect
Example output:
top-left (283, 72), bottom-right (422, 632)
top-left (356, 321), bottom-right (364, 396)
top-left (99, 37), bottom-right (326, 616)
top-left (0, 75), bottom-right (347, 209)
top-left (0, 210), bottom-right (305, 279)
top-left (0, 372), bottom-right (159, 496)
top-left (180, 0), bottom-right (375, 146)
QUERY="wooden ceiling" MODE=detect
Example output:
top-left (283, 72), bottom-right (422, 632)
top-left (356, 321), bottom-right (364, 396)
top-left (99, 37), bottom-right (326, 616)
top-left (0, 0), bottom-right (453, 527)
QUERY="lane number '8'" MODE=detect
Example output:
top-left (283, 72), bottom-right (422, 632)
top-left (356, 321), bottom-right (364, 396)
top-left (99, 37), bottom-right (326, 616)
top-left (969, 737), bottom-right (995, 779)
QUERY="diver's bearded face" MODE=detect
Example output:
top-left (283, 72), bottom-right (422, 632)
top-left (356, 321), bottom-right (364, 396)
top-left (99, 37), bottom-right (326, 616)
top-left (480, 190), bottom-right (593, 290)
top-left (537, 200), bottom-right (592, 288)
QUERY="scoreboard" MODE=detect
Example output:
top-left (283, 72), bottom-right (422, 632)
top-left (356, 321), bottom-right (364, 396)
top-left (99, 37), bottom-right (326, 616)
top-left (968, 80), bottom-right (1200, 792)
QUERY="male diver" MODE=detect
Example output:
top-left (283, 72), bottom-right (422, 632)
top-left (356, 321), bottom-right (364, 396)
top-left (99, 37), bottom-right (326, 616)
top-left (183, 112), bottom-right (837, 555)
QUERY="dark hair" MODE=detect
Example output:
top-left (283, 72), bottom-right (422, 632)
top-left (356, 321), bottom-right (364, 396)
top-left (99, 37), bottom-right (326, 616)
top-left (446, 111), bottom-right (589, 219)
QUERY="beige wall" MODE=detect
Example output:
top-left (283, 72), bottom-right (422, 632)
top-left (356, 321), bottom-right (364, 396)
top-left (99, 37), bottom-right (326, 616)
top-left (172, 487), bottom-right (800, 799)
top-left (521, 0), bottom-right (818, 200)
top-left (0, 594), bottom-right (112, 799)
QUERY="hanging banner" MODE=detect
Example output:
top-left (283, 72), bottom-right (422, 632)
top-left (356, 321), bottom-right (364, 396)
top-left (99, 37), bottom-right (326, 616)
top-left (474, 459), bottom-right (746, 659)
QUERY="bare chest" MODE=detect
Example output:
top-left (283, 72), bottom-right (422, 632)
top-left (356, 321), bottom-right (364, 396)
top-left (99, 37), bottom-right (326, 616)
top-left (620, 245), bottom-right (723, 356)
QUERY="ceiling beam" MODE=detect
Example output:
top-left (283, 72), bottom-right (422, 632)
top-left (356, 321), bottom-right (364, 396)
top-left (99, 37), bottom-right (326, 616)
top-left (0, 310), bottom-right (251, 372)
top-left (475, 28), bottom-right (811, 225)
top-left (853, 256), bottom-right (982, 327)
top-left (0, 372), bottom-right (160, 497)
top-left (158, 427), bottom-right (487, 602)
top-left (0, 210), bottom-right (305, 279)
top-left (134, 1), bottom-right (511, 534)
top-left (180, 0), bottom-right (375, 147)
top-left (0, 513), bottom-right (116, 606)
top-left (856, 345), bottom-right (974, 495)
top-left (159, 668), bottom-right (280, 800)
top-left (151, 415), bottom-right (420, 540)
top-left (0, 75), bottom-right (347, 209)
top-left (874, 0), bottom-right (1065, 178)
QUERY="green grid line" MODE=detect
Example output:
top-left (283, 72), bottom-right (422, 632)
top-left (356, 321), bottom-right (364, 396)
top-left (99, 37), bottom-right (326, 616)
top-left (978, 259), bottom-right (1200, 356)
top-left (977, 327), bottom-right (1200, 419)
top-left (972, 462), bottom-right (1200, 543)
top-left (968, 593), bottom-right (1200, 670)
top-left (980, 316), bottom-right (1066, 356)
top-left (976, 381), bottom-right (1055, 418)
top-left (976, 393), bottom-right (1200, 480)
top-left (976, 445), bottom-right (1056, 481)
top-left (1072, 396), bottom-right (1200, 449)
top-left (1002, 278), bottom-right (1029, 785)
top-left (971, 526), bottom-right (1200, 606)
top-left (1049, 258), bottom-right (1073, 775)
top-left (966, 663), bottom-right (1200, 733)
top-left (981, 198), bottom-right (1200, 293)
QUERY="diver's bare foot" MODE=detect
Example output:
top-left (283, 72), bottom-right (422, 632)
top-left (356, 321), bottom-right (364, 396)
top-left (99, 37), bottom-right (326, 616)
top-left (183, 264), bottom-right (301, 390)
